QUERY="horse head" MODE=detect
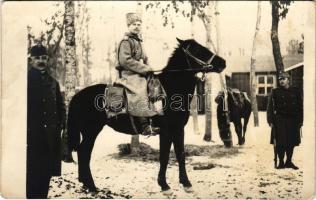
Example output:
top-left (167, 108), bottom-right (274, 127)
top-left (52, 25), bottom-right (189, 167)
top-left (175, 38), bottom-right (226, 74)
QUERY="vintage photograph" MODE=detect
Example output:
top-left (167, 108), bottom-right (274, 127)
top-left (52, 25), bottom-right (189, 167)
top-left (1, 1), bottom-right (315, 199)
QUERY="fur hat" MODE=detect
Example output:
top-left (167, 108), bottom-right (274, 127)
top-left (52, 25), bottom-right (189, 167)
top-left (30, 44), bottom-right (47, 57)
top-left (126, 12), bottom-right (142, 26)
top-left (278, 71), bottom-right (290, 80)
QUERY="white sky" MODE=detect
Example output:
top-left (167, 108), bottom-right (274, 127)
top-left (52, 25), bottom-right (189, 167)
top-left (22, 1), bottom-right (307, 82)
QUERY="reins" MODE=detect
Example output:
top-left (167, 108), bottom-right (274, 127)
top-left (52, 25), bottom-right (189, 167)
top-left (152, 44), bottom-right (217, 75)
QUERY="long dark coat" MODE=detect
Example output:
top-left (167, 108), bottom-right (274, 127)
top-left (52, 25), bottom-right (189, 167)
top-left (115, 32), bottom-right (159, 117)
top-left (27, 67), bottom-right (66, 177)
top-left (267, 87), bottom-right (303, 147)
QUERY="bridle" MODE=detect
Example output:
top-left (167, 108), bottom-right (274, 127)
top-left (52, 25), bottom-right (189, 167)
top-left (182, 44), bottom-right (216, 81)
top-left (153, 44), bottom-right (217, 77)
top-left (182, 44), bottom-right (216, 70)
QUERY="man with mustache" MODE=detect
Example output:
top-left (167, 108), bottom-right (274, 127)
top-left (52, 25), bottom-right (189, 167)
top-left (267, 71), bottom-right (303, 170)
top-left (27, 44), bottom-right (66, 198)
top-left (115, 12), bottom-right (160, 136)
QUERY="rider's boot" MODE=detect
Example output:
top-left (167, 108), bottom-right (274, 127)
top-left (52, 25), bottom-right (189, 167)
top-left (138, 117), bottom-right (160, 136)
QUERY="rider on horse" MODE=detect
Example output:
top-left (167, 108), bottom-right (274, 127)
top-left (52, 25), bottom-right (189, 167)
top-left (115, 12), bottom-right (161, 136)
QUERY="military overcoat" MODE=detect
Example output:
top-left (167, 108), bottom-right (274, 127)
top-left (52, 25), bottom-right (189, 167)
top-left (115, 32), bottom-right (158, 117)
top-left (267, 87), bottom-right (303, 147)
top-left (27, 67), bottom-right (66, 177)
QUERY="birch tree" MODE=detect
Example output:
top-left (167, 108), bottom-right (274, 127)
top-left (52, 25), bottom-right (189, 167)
top-left (250, 1), bottom-right (262, 127)
top-left (27, 4), bottom-right (65, 82)
top-left (270, 1), bottom-right (293, 75)
top-left (146, 1), bottom-right (218, 141)
top-left (189, 13), bottom-right (201, 135)
top-left (201, 4), bottom-right (214, 141)
top-left (78, 2), bottom-right (92, 87)
top-left (63, 0), bottom-right (78, 162)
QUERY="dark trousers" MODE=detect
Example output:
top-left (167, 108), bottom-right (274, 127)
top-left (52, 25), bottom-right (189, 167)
top-left (27, 147), bottom-right (51, 199)
top-left (27, 173), bottom-right (51, 199)
top-left (277, 146), bottom-right (295, 163)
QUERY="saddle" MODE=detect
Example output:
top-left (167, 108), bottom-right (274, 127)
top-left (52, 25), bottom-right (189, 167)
top-left (228, 88), bottom-right (248, 109)
top-left (104, 83), bottom-right (127, 118)
top-left (105, 75), bottom-right (166, 118)
top-left (147, 74), bottom-right (166, 101)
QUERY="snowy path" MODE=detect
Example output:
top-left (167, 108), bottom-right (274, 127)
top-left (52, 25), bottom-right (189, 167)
top-left (49, 112), bottom-right (303, 199)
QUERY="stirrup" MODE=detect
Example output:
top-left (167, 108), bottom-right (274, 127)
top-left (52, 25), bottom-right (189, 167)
top-left (141, 125), bottom-right (160, 137)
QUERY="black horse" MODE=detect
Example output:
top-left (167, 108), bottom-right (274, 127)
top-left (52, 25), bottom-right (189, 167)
top-left (67, 38), bottom-right (226, 192)
top-left (215, 88), bottom-right (252, 147)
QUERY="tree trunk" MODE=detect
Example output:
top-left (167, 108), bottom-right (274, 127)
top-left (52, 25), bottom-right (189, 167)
top-left (203, 6), bottom-right (213, 142)
top-left (189, 13), bottom-right (201, 135)
top-left (191, 89), bottom-right (201, 135)
top-left (250, 1), bottom-right (261, 127)
top-left (214, 1), bottom-right (228, 113)
top-left (62, 0), bottom-right (77, 162)
top-left (203, 73), bottom-right (213, 142)
top-left (271, 1), bottom-right (284, 75)
top-left (83, 12), bottom-right (92, 86)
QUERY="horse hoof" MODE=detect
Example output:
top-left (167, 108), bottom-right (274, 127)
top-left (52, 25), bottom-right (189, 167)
top-left (81, 179), bottom-right (98, 192)
top-left (224, 141), bottom-right (232, 148)
top-left (203, 136), bottom-right (211, 142)
top-left (238, 141), bottom-right (245, 145)
top-left (161, 184), bottom-right (171, 191)
top-left (180, 179), bottom-right (192, 188)
top-left (83, 184), bottom-right (98, 192)
top-left (158, 178), bottom-right (171, 191)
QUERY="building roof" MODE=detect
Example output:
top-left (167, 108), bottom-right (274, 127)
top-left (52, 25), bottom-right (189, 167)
top-left (227, 54), bottom-right (303, 73)
top-left (285, 62), bottom-right (304, 72)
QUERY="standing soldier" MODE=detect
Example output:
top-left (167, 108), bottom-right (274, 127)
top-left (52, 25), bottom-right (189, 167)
top-left (267, 72), bottom-right (303, 170)
top-left (27, 44), bottom-right (66, 198)
top-left (115, 12), bottom-right (160, 136)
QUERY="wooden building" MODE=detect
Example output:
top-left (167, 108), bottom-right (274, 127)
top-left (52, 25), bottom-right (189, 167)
top-left (228, 54), bottom-right (303, 111)
top-left (285, 61), bottom-right (304, 92)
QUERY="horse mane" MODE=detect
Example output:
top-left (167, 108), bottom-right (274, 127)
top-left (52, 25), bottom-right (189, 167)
top-left (159, 39), bottom-right (197, 110)
top-left (164, 44), bottom-right (184, 71)
top-left (164, 39), bottom-right (195, 71)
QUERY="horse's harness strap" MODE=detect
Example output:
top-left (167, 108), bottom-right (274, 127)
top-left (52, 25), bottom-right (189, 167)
top-left (182, 44), bottom-right (216, 70)
top-left (151, 45), bottom-right (217, 74)
top-left (129, 115), bottom-right (139, 134)
top-left (182, 44), bottom-right (217, 82)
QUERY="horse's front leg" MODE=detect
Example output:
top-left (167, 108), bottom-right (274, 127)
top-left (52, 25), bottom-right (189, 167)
top-left (241, 110), bottom-right (251, 145)
top-left (158, 128), bottom-right (172, 191)
top-left (173, 128), bottom-right (192, 188)
top-left (233, 118), bottom-right (243, 145)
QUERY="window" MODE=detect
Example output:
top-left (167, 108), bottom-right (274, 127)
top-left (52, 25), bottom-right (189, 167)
top-left (258, 87), bottom-right (265, 95)
top-left (267, 87), bottom-right (273, 94)
top-left (267, 77), bottom-right (274, 84)
top-left (257, 75), bottom-right (276, 96)
top-left (258, 77), bottom-right (265, 84)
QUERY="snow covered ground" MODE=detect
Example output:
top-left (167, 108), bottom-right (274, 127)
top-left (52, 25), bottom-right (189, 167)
top-left (49, 112), bottom-right (304, 199)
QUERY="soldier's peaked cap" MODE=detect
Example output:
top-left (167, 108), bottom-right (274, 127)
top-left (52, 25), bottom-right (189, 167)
top-left (278, 71), bottom-right (290, 79)
top-left (30, 44), bottom-right (48, 57)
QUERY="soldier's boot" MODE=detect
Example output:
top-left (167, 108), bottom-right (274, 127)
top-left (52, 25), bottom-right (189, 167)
top-left (138, 117), bottom-right (160, 136)
top-left (277, 160), bottom-right (285, 169)
top-left (284, 161), bottom-right (299, 170)
top-left (276, 147), bottom-right (286, 169)
top-left (285, 147), bottom-right (299, 170)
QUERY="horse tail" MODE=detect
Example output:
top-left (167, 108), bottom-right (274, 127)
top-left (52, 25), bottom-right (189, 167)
top-left (67, 96), bottom-right (81, 152)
